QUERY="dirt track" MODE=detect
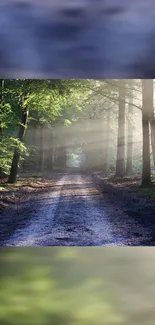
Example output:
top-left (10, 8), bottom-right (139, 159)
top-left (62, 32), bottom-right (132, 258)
top-left (0, 173), bottom-right (153, 246)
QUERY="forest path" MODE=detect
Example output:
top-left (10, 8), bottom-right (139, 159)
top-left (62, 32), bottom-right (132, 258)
top-left (1, 173), bottom-right (149, 246)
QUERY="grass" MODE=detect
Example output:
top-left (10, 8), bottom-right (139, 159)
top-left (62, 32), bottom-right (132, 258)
top-left (138, 187), bottom-right (155, 199)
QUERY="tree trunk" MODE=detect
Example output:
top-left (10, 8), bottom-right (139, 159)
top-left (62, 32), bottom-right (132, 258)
top-left (54, 130), bottom-right (66, 169)
top-left (46, 129), bottom-right (53, 171)
top-left (150, 118), bottom-right (155, 169)
top-left (103, 109), bottom-right (111, 175)
top-left (94, 119), bottom-right (104, 170)
top-left (116, 80), bottom-right (126, 177)
top-left (148, 80), bottom-right (155, 169)
top-left (141, 79), bottom-right (152, 187)
top-left (39, 126), bottom-right (45, 172)
top-left (56, 146), bottom-right (66, 168)
top-left (126, 82), bottom-right (134, 175)
top-left (52, 130), bottom-right (56, 166)
top-left (8, 107), bottom-right (28, 184)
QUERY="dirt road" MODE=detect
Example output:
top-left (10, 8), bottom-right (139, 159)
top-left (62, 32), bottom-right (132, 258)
top-left (0, 173), bottom-right (152, 246)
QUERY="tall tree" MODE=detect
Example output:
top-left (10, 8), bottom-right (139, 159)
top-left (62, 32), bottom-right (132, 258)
top-left (148, 80), bottom-right (155, 169)
top-left (8, 104), bottom-right (28, 183)
top-left (141, 79), bottom-right (152, 187)
top-left (126, 80), bottom-right (134, 175)
top-left (103, 108), bottom-right (111, 175)
top-left (38, 125), bottom-right (45, 172)
top-left (116, 80), bottom-right (126, 177)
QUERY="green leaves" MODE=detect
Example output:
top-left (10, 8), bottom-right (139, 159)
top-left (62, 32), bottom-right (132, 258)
top-left (64, 119), bottom-right (71, 127)
top-left (0, 136), bottom-right (27, 176)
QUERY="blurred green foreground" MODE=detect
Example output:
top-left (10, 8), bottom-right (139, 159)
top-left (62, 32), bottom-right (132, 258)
top-left (0, 248), bottom-right (155, 325)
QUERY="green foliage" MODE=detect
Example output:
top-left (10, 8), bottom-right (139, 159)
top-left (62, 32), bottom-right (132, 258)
top-left (0, 80), bottom-right (71, 177)
top-left (139, 187), bottom-right (155, 198)
top-left (64, 119), bottom-right (72, 127)
top-left (0, 136), bottom-right (28, 176)
top-left (0, 79), bottom-right (147, 181)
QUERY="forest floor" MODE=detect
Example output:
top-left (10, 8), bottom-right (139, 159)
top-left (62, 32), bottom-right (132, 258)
top-left (94, 172), bottom-right (155, 244)
top-left (0, 171), bottom-right (155, 246)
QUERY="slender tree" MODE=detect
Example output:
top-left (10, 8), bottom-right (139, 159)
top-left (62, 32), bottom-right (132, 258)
top-left (39, 125), bottom-right (45, 172)
top-left (148, 80), bottom-right (155, 169)
top-left (141, 79), bottom-right (152, 187)
top-left (103, 108), bottom-right (111, 175)
top-left (126, 81), bottom-right (134, 175)
top-left (116, 80), bottom-right (126, 177)
top-left (8, 104), bottom-right (28, 183)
